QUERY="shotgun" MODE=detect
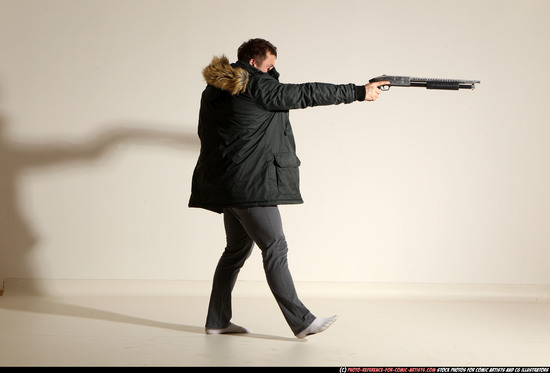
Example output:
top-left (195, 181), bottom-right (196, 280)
top-left (369, 75), bottom-right (480, 91)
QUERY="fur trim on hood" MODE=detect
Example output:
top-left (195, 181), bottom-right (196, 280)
top-left (202, 55), bottom-right (249, 95)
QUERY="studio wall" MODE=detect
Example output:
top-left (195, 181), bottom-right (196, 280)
top-left (1, 0), bottom-right (549, 286)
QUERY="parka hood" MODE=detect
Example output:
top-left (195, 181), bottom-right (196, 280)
top-left (202, 55), bottom-right (249, 95)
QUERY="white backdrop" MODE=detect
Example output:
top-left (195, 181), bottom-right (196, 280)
top-left (1, 0), bottom-right (549, 285)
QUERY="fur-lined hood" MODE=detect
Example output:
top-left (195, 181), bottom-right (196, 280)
top-left (202, 55), bottom-right (249, 95)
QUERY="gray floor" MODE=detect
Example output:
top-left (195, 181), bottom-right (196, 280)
top-left (0, 280), bottom-right (549, 367)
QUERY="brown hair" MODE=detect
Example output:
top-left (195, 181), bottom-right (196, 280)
top-left (237, 38), bottom-right (277, 64)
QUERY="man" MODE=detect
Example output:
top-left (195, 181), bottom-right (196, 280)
top-left (189, 38), bottom-right (388, 338)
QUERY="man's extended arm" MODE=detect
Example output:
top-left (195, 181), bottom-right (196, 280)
top-left (249, 76), bottom-right (390, 111)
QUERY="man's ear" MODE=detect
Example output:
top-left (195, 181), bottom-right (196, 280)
top-left (248, 58), bottom-right (256, 67)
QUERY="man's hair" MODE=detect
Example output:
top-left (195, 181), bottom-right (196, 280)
top-left (237, 38), bottom-right (277, 64)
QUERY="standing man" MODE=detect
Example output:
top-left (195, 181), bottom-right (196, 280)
top-left (189, 38), bottom-right (388, 338)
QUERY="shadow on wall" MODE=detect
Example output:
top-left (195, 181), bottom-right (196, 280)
top-left (0, 108), bottom-right (200, 295)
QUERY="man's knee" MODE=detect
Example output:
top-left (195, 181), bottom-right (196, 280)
top-left (222, 238), bottom-right (254, 264)
top-left (260, 236), bottom-right (288, 263)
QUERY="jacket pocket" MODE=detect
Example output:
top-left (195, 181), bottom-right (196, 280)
top-left (273, 153), bottom-right (301, 195)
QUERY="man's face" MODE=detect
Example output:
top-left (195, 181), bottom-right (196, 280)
top-left (251, 52), bottom-right (276, 73)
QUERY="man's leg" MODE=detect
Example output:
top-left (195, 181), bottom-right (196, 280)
top-left (205, 208), bottom-right (254, 332)
top-left (230, 206), bottom-right (317, 336)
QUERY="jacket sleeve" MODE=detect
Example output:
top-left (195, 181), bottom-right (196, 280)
top-left (247, 74), bottom-right (359, 111)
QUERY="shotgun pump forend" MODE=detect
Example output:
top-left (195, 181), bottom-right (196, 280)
top-left (369, 75), bottom-right (480, 91)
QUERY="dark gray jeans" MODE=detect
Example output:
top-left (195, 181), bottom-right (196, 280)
top-left (205, 206), bottom-right (315, 335)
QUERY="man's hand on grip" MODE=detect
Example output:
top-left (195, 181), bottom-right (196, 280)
top-left (364, 81), bottom-right (390, 101)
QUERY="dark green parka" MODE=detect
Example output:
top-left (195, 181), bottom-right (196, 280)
top-left (189, 55), bottom-right (364, 213)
